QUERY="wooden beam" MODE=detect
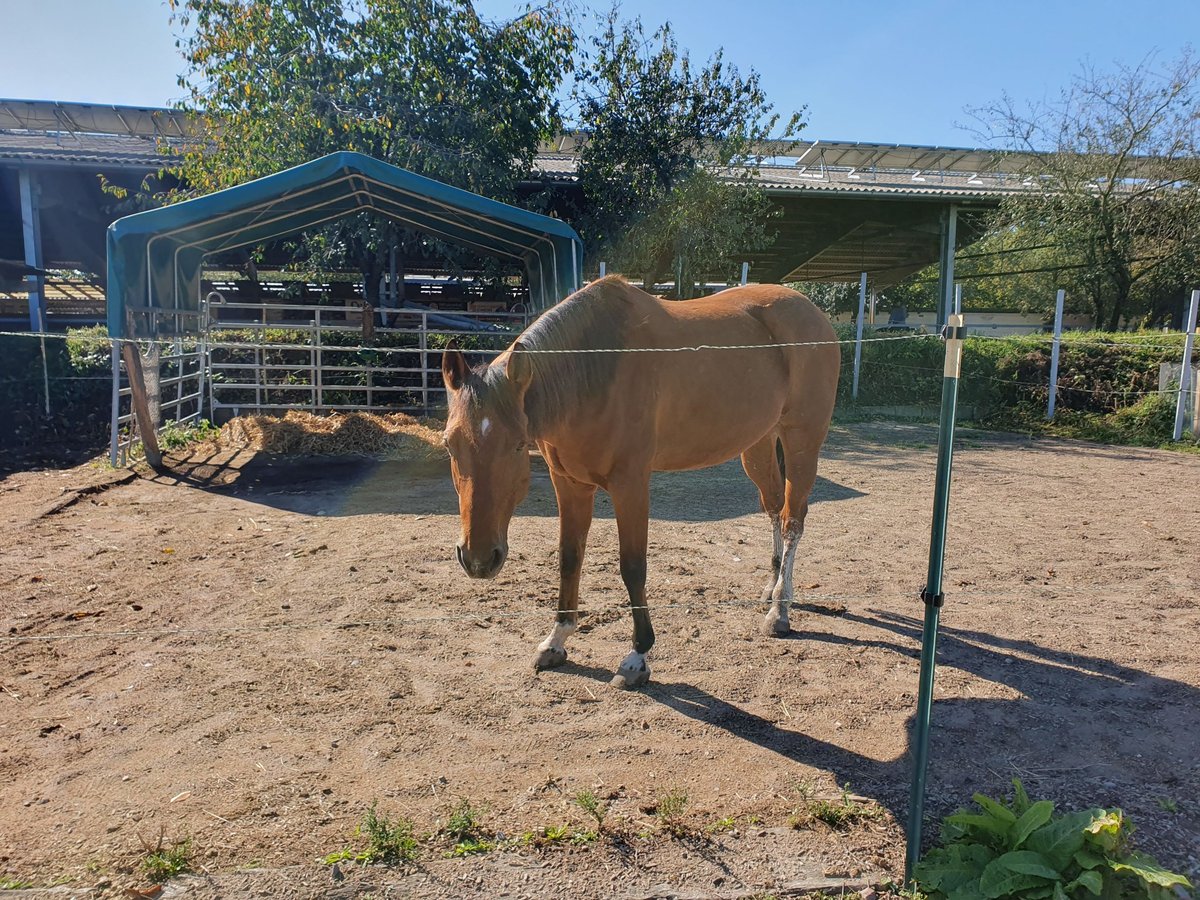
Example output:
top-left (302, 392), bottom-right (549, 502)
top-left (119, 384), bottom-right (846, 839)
top-left (120, 341), bottom-right (163, 469)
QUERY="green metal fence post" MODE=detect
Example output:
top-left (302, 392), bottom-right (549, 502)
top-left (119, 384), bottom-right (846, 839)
top-left (905, 313), bottom-right (965, 885)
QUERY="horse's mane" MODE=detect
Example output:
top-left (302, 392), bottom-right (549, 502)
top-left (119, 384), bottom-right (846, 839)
top-left (475, 275), bottom-right (633, 435)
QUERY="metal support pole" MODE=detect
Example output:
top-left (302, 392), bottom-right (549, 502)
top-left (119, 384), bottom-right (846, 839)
top-left (110, 340), bottom-right (122, 466)
top-left (954, 283), bottom-right (962, 317)
top-left (599, 261), bottom-right (606, 278)
top-left (740, 262), bottom-right (750, 286)
top-left (1173, 289), bottom-right (1199, 441)
top-left (420, 314), bottom-right (429, 415)
top-left (19, 168), bottom-right (46, 333)
top-left (1048, 289), bottom-right (1066, 420)
top-left (905, 313), bottom-right (965, 884)
top-left (852, 272), bottom-right (868, 400)
top-left (936, 206), bottom-right (958, 327)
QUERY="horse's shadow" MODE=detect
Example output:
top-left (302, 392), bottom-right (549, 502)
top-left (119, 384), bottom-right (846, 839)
top-left (566, 605), bottom-right (1200, 844)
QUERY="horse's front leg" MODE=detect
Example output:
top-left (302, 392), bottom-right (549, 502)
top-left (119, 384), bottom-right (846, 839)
top-left (609, 475), bottom-right (654, 689)
top-left (534, 474), bottom-right (596, 670)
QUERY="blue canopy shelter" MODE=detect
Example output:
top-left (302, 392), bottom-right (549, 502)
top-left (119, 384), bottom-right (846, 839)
top-left (106, 151), bottom-right (583, 339)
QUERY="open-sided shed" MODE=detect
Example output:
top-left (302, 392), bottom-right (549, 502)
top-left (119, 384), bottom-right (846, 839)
top-left (105, 152), bottom-right (583, 465)
top-left (106, 151), bottom-right (583, 340)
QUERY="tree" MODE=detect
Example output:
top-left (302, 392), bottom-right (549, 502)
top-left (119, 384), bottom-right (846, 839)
top-left (166, 0), bottom-right (574, 300)
top-left (968, 51), bottom-right (1200, 330)
top-left (572, 8), bottom-right (802, 295)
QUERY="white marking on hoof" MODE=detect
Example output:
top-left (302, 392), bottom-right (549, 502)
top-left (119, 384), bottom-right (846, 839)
top-left (534, 646), bottom-right (568, 670)
top-left (534, 620), bottom-right (576, 670)
top-left (610, 650), bottom-right (650, 690)
top-left (764, 605), bottom-right (791, 636)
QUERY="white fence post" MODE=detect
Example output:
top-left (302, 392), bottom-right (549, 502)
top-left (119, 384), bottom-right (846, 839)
top-left (599, 261), bottom-right (606, 278)
top-left (1173, 288), bottom-right (1199, 441)
top-left (1047, 288), bottom-right (1066, 420)
top-left (740, 262), bottom-right (749, 286)
top-left (852, 271), bottom-right (868, 400)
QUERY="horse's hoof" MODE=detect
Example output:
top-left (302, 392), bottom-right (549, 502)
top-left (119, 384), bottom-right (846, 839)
top-left (610, 664), bottom-right (651, 690)
top-left (763, 609), bottom-right (791, 637)
top-left (534, 646), bottom-right (568, 670)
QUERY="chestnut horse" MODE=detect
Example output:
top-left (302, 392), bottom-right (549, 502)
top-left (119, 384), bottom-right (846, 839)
top-left (441, 276), bottom-right (839, 688)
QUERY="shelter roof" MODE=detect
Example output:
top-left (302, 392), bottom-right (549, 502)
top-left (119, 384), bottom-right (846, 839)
top-left (107, 151), bottom-right (582, 338)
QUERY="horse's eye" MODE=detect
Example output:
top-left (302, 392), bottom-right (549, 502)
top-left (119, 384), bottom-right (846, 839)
top-left (516, 440), bottom-right (528, 453)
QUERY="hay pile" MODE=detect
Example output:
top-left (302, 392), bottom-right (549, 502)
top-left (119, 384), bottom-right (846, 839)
top-left (219, 410), bottom-right (447, 460)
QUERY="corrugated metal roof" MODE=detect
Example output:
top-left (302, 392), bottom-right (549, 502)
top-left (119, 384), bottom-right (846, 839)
top-left (0, 131), bottom-right (176, 168)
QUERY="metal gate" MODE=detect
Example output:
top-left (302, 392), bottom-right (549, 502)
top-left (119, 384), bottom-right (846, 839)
top-left (203, 296), bottom-right (526, 420)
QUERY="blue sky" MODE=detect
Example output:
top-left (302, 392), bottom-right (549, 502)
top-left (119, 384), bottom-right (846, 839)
top-left (1, 0), bottom-right (1197, 148)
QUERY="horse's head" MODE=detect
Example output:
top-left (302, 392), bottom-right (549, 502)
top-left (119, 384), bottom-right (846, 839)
top-left (441, 343), bottom-right (534, 579)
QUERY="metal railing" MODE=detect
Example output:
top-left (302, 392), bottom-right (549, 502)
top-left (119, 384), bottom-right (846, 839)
top-left (109, 297), bottom-right (528, 464)
top-left (204, 299), bottom-right (527, 419)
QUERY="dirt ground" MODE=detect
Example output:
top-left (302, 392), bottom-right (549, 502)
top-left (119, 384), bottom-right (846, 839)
top-left (1, 422), bottom-right (1198, 899)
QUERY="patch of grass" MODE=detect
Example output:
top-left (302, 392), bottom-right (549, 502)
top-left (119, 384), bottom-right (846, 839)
top-left (791, 783), bottom-right (881, 831)
top-left (705, 815), bottom-right (737, 834)
top-left (441, 799), bottom-right (494, 857)
top-left (654, 787), bottom-right (689, 836)
top-left (447, 837), bottom-right (494, 857)
top-left (159, 418), bottom-right (221, 452)
top-left (573, 790), bottom-right (608, 832)
top-left (141, 836), bottom-right (190, 882)
top-left (1155, 797), bottom-right (1178, 813)
top-left (0, 879), bottom-right (34, 890)
top-left (323, 802), bottom-right (419, 866)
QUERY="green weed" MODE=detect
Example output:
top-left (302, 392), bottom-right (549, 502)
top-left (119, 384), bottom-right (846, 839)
top-left (442, 799), bottom-right (493, 857)
top-left (1154, 797), bottom-right (1178, 814)
top-left (705, 816), bottom-right (737, 834)
top-left (792, 783), bottom-right (881, 830)
top-left (573, 790), bottom-right (608, 831)
top-left (323, 802), bottom-right (419, 866)
top-left (141, 836), bottom-right (190, 882)
top-left (159, 418), bottom-right (221, 452)
top-left (914, 780), bottom-right (1192, 900)
top-left (654, 787), bottom-right (689, 835)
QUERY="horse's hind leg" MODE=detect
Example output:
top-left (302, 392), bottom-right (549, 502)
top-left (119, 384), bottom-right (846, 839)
top-left (740, 434), bottom-right (785, 605)
top-left (763, 429), bottom-right (823, 636)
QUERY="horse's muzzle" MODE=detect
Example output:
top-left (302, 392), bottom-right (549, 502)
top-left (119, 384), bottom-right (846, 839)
top-left (456, 542), bottom-right (507, 579)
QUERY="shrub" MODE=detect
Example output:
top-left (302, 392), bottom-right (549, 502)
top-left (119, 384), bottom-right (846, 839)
top-left (914, 781), bottom-right (1192, 900)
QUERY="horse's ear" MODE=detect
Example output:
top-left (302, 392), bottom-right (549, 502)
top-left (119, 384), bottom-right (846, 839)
top-left (505, 341), bottom-right (533, 394)
top-left (441, 341), bottom-right (469, 392)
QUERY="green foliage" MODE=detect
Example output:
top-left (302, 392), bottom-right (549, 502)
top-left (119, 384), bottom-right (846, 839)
top-left (166, 0), bottom-right (575, 295)
top-left (0, 880), bottom-right (34, 890)
top-left (791, 783), bottom-right (881, 831)
top-left (914, 781), bottom-right (1192, 900)
top-left (573, 6), bottom-right (801, 291)
top-left (323, 802), bottom-right (419, 866)
top-left (441, 799), bottom-right (493, 856)
top-left (834, 327), bottom-right (1198, 450)
top-left (141, 837), bottom-right (191, 882)
top-left (65, 325), bottom-right (112, 372)
top-left (706, 816), bottom-right (737, 834)
top-left (159, 419), bottom-right (221, 451)
top-left (1, 330), bottom-right (112, 453)
top-left (653, 787), bottom-right (689, 835)
top-left (573, 789), bottom-right (608, 831)
top-left (968, 51), bottom-right (1200, 330)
